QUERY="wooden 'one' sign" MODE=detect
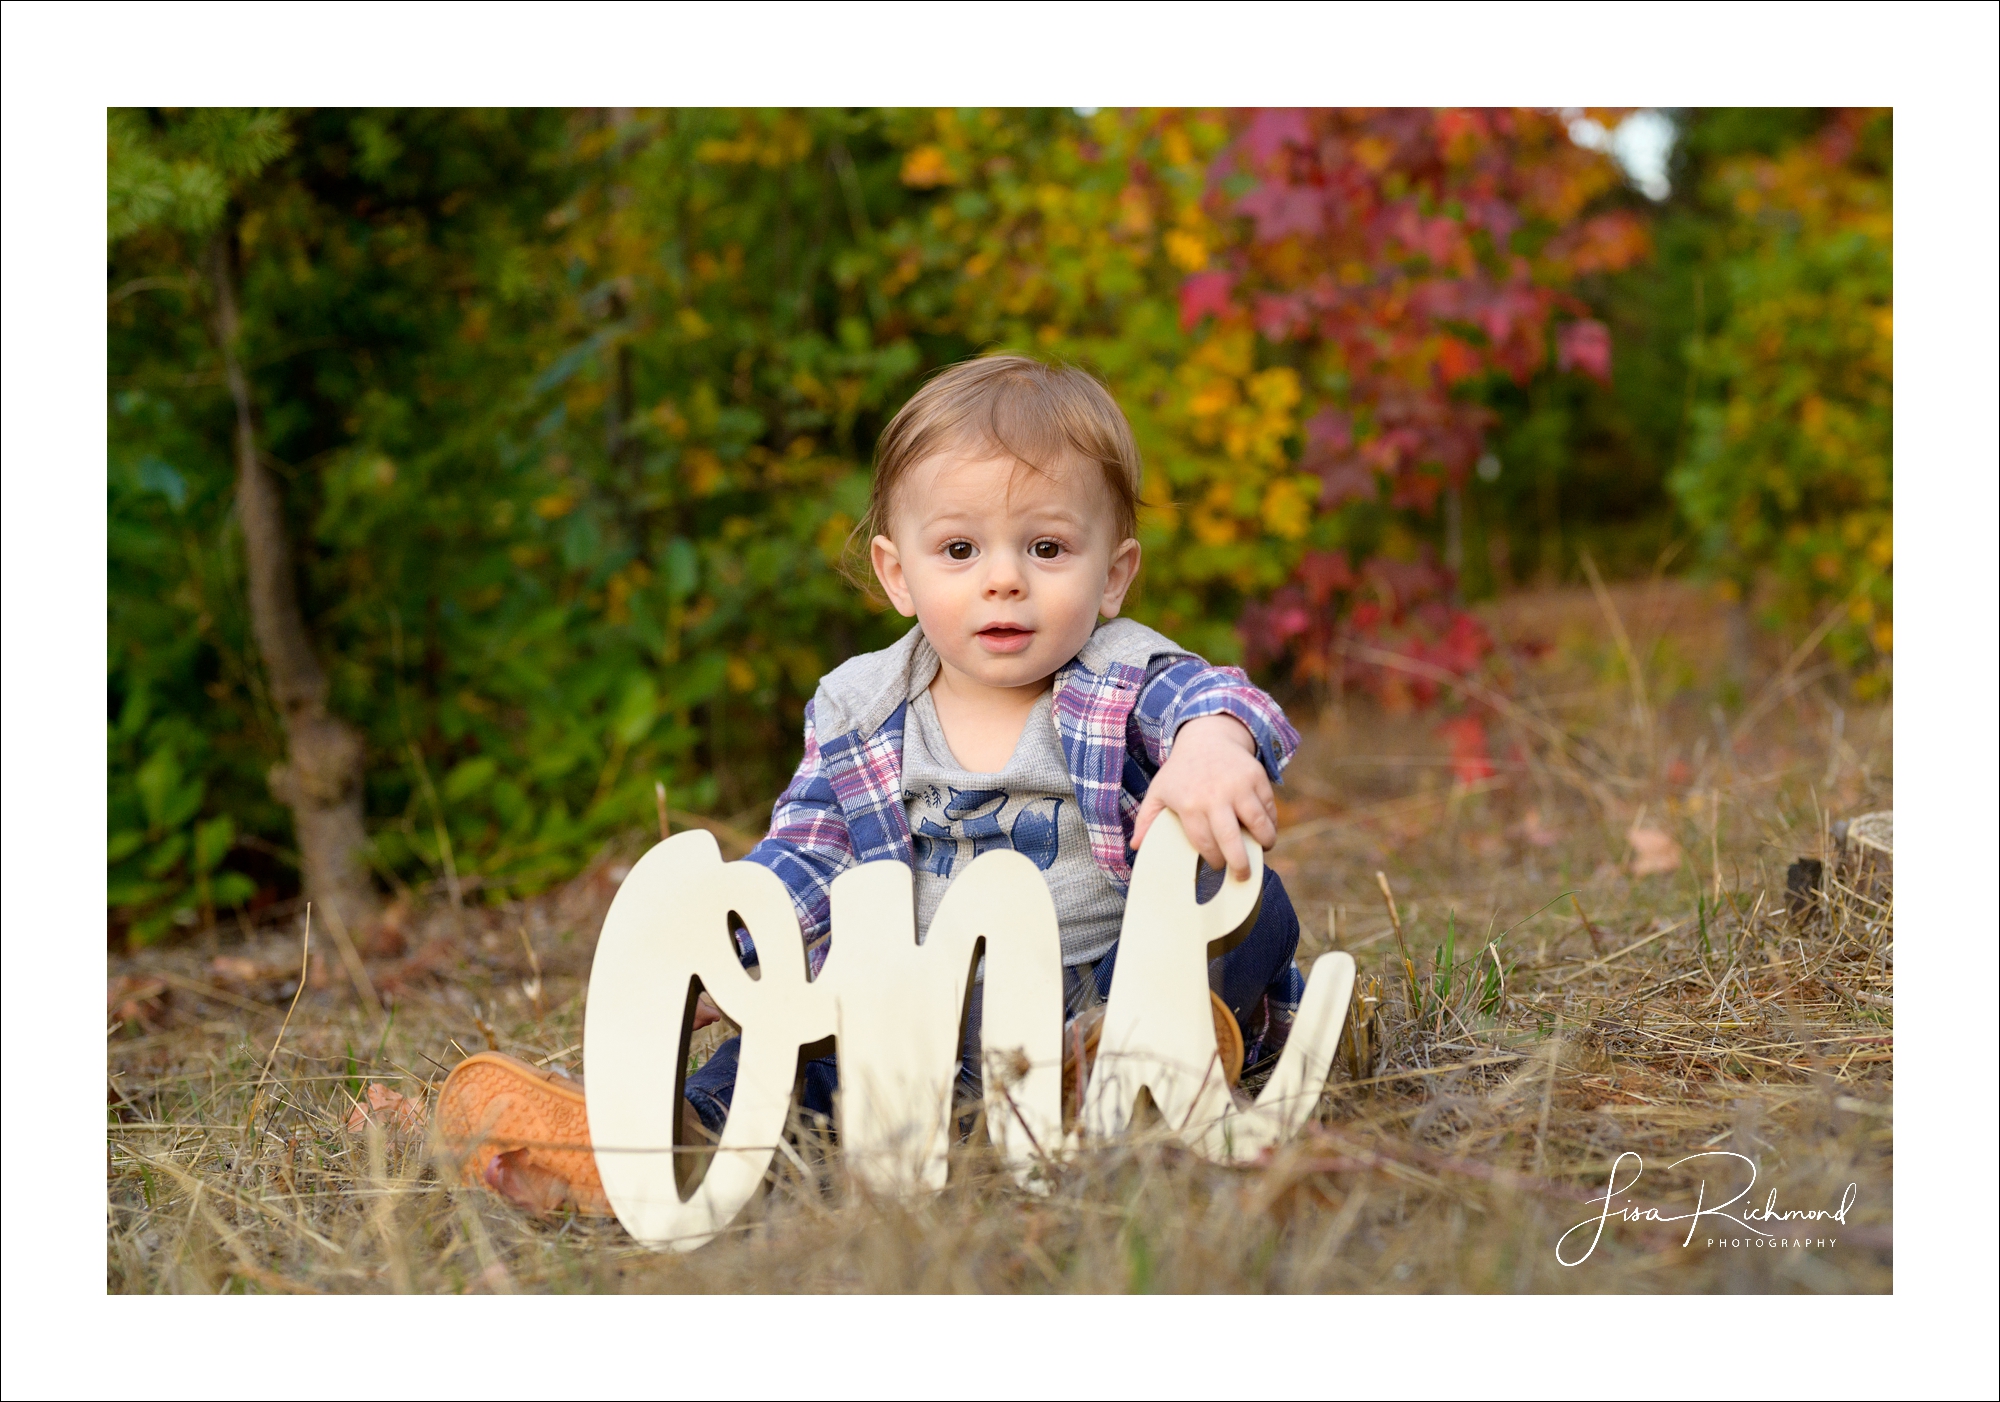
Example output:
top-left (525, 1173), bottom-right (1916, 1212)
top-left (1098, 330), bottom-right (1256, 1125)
top-left (583, 811), bottom-right (1356, 1251)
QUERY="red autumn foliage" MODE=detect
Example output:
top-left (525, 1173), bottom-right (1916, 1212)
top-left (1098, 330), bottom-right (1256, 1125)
top-left (1198, 108), bottom-right (1643, 506)
top-left (1436, 715), bottom-right (1499, 784)
top-left (1198, 108), bottom-right (1646, 741)
top-left (1240, 547), bottom-right (1495, 697)
top-left (1557, 319), bottom-right (1614, 381)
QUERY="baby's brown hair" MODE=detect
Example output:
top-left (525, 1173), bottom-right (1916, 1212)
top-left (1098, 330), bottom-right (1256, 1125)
top-left (859, 354), bottom-right (1142, 553)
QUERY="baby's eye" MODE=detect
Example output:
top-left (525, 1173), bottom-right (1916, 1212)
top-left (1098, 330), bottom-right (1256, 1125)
top-left (1030, 539), bottom-right (1063, 560)
top-left (945, 541), bottom-right (975, 561)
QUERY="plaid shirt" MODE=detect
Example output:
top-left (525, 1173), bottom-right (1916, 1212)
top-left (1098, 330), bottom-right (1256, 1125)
top-left (744, 620), bottom-right (1301, 979)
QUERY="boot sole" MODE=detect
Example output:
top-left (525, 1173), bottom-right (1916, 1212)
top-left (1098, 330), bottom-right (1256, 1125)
top-left (434, 1051), bottom-right (612, 1215)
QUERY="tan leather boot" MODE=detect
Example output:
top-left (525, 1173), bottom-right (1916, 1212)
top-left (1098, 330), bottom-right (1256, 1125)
top-left (1060, 990), bottom-right (1243, 1125)
top-left (434, 1052), bottom-right (612, 1216)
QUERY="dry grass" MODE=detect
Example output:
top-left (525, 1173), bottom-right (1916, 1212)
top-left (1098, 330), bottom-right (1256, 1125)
top-left (106, 581), bottom-right (1892, 1293)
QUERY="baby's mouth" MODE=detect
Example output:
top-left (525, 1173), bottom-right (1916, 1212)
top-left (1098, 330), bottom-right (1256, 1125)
top-left (976, 623), bottom-right (1035, 654)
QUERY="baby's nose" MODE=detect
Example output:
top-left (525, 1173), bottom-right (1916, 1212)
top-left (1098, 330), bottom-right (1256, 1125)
top-left (983, 558), bottom-right (1025, 597)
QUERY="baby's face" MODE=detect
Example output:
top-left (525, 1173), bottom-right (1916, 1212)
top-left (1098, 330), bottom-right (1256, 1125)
top-left (871, 447), bottom-right (1140, 694)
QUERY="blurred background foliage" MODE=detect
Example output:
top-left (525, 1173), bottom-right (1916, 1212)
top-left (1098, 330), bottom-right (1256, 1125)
top-left (107, 107), bottom-right (1890, 944)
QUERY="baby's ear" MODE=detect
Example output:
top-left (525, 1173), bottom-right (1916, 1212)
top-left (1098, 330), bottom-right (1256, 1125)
top-left (1099, 538), bottom-right (1142, 618)
top-left (870, 534), bottom-right (919, 618)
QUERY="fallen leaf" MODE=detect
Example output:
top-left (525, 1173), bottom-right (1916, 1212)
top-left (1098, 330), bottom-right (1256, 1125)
top-left (1627, 823), bottom-right (1683, 876)
top-left (346, 1082), bottom-right (427, 1135)
top-left (209, 955), bottom-right (270, 985)
top-left (1520, 807), bottom-right (1559, 848)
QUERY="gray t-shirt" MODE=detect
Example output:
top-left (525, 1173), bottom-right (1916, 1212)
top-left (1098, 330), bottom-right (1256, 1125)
top-left (902, 688), bottom-right (1126, 966)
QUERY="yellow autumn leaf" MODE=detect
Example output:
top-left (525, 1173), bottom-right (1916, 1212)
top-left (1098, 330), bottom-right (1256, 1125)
top-left (1353, 136), bottom-right (1393, 173)
top-left (1187, 381), bottom-right (1237, 418)
top-left (1260, 477), bottom-right (1313, 540)
top-left (1191, 482), bottom-right (1239, 546)
top-left (1247, 366), bottom-right (1302, 414)
top-left (605, 571), bottom-right (634, 624)
top-left (1164, 229), bottom-right (1208, 272)
top-left (901, 145), bottom-right (955, 189)
top-left (684, 448), bottom-right (723, 497)
top-left (816, 511), bottom-right (855, 563)
top-left (1117, 186), bottom-right (1153, 237)
top-left (695, 137), bottom-right (755, 164)
top-left (1195, 327), bottom-right (1256, 377)
top-left (650, 400), bottom-right (687, 438)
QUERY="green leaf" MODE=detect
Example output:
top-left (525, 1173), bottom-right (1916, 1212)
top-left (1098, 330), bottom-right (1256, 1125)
top-left (114, 686), bottom-right (152, 742)
top-left (138, 456), bottom-right (188, 510)
top-left (142, 832), bottom-right (188, 880)
top-left (108, 877), bottom-right (170, 911)
top-left (667, 654), bottom-right (728, 709)
top-left (129, 910), bottom-right (181, 947)
top-left (193, 815), bottom-right (235, 874)
top-left (108, 830), bottom-right (148, 865)
top-left (134, 747), bottom-right (182, 831)
top-left (159, 777), bottom-right (205, 832)
top-left (662, 537), bottom-right (699, 600)
top-left (611, 675), bottom-right (659, 746)
top-left (211, 872), bottom-right (258, 908)
top-left (442, 755), bottom-right (500, 803)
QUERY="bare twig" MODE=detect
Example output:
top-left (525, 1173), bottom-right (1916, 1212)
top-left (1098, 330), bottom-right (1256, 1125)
top-left (1569, 893), bottom-right (1607, 956)
top-left (320, 899), bottom-right (383, 1019)
top-left (1580, 552), bottom-right (1654, 764)
top-left (1375, 871), bottom-right (1420, 1014)
top-left (153, 970), bottom-right (274, 1017)
top-left (246, 908), bottom-right (313, 1132)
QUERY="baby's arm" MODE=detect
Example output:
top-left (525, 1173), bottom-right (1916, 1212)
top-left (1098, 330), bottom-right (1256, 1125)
top-left (1133, 714), bottom-right (1275, 879)
top-left (742, 701), bottom-right (856, 976)
top-left (1128, 658), bottom-right (1301, 880)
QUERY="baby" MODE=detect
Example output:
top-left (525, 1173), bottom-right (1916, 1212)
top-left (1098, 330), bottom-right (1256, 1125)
top-left (680, 354), bottom-right (1305, 1135)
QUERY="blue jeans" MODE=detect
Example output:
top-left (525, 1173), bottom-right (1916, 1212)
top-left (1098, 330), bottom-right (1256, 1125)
top-left (683, 865), bottom-right (1302, 1134)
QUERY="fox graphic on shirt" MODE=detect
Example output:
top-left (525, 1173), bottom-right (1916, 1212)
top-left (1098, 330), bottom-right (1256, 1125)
top-left (909, 785), bottom-right (1064, 878)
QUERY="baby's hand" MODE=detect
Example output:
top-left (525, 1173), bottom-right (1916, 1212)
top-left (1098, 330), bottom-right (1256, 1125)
top-left (1130, 714), bottom-right (1277, 881)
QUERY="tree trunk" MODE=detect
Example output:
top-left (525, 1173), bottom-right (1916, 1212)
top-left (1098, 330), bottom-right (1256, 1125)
top-left (206, 233), bottom-right (377, 935)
